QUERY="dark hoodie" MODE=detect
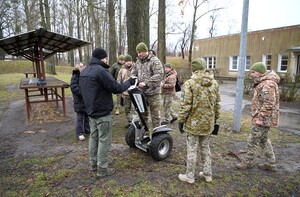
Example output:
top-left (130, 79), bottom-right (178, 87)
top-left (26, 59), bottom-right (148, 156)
top-left (80, 57), bottom-right (131, 118)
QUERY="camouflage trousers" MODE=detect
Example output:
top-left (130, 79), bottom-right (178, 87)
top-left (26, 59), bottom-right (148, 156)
top-left (115, 94), bottom-right (121, 109)
top-left (162, 93), bottom-right (177, 122)
top-left (245, 125), bottom-right (276, 165)
top-left (186, 133), bottom-right (212, 179)
top-left (88, 115), bottom-right (113, 169)
top-left (142, 94), bottom-right (161, 129)
top-left (123, 94), bottom-right (136, 123)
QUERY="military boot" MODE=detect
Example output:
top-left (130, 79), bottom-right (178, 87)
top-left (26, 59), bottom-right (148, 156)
top-left (97, 167), bottom-right (116, 178)
top-left (199, 172), bottom-right (212, 182)
top-left (236, 161), bottom-right (254, 170)
top-left (258, 163), bottom-right (278, 172)
top-left (115, 108), bottom-right (120, 115)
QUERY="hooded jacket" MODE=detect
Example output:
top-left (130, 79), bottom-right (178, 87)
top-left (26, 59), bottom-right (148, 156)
top-left (70, 69), bottom-right (86, 113)
top-left (80, 57), bottom-right (131, 118)
top-left (252, 70), bottom-right (280, 127)
top-left (178, 69), bottom-right (221, 136)
top-left (117, 63), bottom-right (134, 96)
top-left (161, 68), bottom-right (177, 94)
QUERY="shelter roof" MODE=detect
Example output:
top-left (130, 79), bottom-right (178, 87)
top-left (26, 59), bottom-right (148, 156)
top-left (0, 28), bottom-right (91, 61)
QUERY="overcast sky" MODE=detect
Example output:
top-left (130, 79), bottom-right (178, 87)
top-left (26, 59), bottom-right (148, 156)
top-left (168, 0), bottom-right (300, 40)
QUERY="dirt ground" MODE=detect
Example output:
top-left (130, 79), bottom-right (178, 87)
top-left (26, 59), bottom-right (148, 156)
top-left (0, 96), bottom-right (300, 196)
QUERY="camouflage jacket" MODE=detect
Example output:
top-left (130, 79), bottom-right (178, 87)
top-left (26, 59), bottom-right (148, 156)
top-left (110, 62), bottom-right (122, 80)
top-left (178, 70), bottom-right (221, 136)
top-left (252, 70), bottom-right (280, 127)
top-left (161, 68), bottom-right (177, 94)
top-left (131, 51), bottom-right (164, 95)
top-left (117, 64), bottom-right (134, 95)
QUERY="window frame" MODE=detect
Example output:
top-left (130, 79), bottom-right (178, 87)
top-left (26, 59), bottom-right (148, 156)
top-left (229, 55), bottom-right (251, 71)
top-left (277, 53), bottom-right (288, 72)
top-left (203, 56), bottom-right (217, 69)
top-left (262, 54), bottom-right (272, 70)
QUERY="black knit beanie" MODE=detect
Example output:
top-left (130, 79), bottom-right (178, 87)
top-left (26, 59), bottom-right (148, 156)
top-left (92, 48), bottom-right (107, 60)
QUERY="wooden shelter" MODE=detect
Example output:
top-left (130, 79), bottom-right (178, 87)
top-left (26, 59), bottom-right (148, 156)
top-left (0, 28), bottom-right (91, 79)
top-left (0, 28), bottom-right (91, 121)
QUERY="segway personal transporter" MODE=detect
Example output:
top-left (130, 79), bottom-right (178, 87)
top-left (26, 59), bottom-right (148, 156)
top-left (125, 83), bottom-right (173, 161)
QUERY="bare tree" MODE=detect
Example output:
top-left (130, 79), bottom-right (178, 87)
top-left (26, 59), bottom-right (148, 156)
top-left (176, 23), bottom-right (191, 59)
top-left (208, 9), bottom-right (218, 37)
top-left (157, 0), bottom-right (166, 64)
top-left (181, 0), bottom-right (223, 63)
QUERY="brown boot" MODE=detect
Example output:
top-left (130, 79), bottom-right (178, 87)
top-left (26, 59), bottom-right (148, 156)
top-left (115, 108), bottom-right (120, 115)
top-left (258, 163), bottom-right (278, 172)
top-left (236, 161), bottom-right (254, 170)
top-left (97, 167), bottom-right (116, 178)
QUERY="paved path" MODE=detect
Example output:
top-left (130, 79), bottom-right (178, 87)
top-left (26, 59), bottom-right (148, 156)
top-left (218, 81), bottom-right (300, 131)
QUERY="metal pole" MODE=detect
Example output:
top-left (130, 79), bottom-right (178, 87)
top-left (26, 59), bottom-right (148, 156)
top-left (233, 0), bottom-right (249, 132)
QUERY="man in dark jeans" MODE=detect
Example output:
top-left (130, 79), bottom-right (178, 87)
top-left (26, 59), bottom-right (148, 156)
top-left (80, 48), bottom-right (136, 178)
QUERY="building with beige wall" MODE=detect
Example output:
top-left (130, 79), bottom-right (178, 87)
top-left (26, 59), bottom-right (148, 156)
top-left (193, 25), bottom-right (300, 79)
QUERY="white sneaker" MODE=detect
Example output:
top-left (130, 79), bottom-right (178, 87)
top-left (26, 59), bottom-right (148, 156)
top-left (178, 174), bottom-right (195, 184)
top-left (199, 171), bottom-right (212, 182)
top-left (78, 135), bottom-right (85, 141)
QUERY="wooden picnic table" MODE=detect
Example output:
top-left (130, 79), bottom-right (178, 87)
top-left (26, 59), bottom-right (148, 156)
top-left (19, 76), bottom-right (69, 121)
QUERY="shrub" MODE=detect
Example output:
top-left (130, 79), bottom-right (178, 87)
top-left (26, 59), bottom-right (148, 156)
top-left (279, 73), bottom-right (300, 101)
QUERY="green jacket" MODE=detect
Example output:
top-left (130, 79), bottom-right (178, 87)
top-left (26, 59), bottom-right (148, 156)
top-left (178, 70), bottom-right (220, 136)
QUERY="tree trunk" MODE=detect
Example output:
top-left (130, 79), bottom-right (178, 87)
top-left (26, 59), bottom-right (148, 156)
top-left (108, 0), bottom-right (117, 65)
top-left (126, 0), bottom-right (149, 60)
top-left (76, 0), bottom-right (83, 62)
top-left (157, 0), bottom-right (166, 64)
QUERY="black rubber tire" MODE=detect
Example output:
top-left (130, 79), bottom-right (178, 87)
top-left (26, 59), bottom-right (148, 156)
top-left (149, 133), bottom-right (173, 161)
top-left (125, 124), bottom-right (136, 148)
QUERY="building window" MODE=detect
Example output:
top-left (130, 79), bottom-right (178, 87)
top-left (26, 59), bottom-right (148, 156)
top-left (230, 56), bottom-right (238, 70)
top-left (278, 53), bottom-right (288, 72)
top-left (245, 56), bottom-right (251, 70)
top-left (262, 54), bottom-right (272, 70)
top-left (203, 56), bottom-right (216, 69)
top-left (229, 55), bottom-right (251, 71)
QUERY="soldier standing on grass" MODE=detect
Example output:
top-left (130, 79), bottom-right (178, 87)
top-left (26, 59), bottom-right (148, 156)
top-left (236, 62), bottom-right (280, 172)
top-left (117, 55), bottom-right (136, 128)
top-left (110, 55), bottom-right (126, 115)
top-left (80, 48), bottom-right (136, 178)
top-left (131, 42), bottom-right (164, 131)
top-left (178, 58), bottom-right (220, 184)
top-left (160, 63), bottom-right (178, 125)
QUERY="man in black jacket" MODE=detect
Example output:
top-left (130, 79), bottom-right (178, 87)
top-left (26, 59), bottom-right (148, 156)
top-left (80, 48), bottom-right (136, 178)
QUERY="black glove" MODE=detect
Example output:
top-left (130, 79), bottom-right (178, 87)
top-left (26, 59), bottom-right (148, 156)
top-left (128, 77), bottom-right (137, 85)
top-left (178, 122), bottom-right (185, 134)
top-left (72, 69), bottom-right (80, 76)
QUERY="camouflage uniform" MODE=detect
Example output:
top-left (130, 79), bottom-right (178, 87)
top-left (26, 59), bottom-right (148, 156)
top-left (178, 69), bottom-right (220, 179)
top-left (161, 68), bottom-right (178, 122)
top-left (117, 64), bottom-right (135, 123)
top-left (131, 51), bottom-right (164, 128)
top-left (245, 70), bottom-right (280, 165)
top-left (110, 62), bottom-right (123, 110)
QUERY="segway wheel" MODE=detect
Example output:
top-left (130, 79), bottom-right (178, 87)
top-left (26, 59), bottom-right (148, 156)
top-left (125, 124), bottom-right (136, 148)
top-left (149, 133), bottom-right (173, 161)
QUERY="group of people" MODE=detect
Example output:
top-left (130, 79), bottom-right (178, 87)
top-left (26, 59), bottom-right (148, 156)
top-left (70, 42), bottom-right (280, 182)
